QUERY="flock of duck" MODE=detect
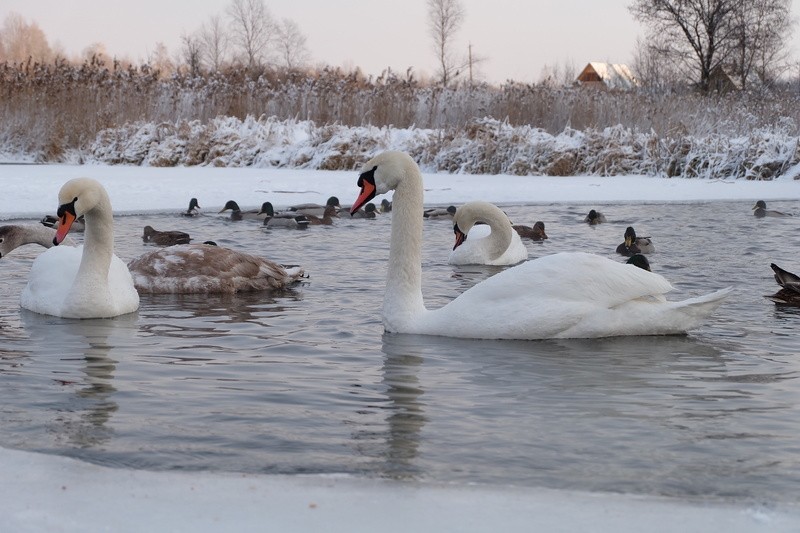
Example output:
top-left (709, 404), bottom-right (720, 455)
top-left (0, 150), bottom-right (795, 339)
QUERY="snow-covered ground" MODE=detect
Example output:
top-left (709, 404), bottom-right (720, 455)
top-left (1, 162), bottom-right (800, 219)
top-left (2, 162), bottom-right (800, 532)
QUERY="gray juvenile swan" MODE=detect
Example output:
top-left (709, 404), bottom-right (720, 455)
top-left (349, 151), bottom-right (731, 340)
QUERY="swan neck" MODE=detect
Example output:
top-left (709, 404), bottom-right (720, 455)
top-left (384, 171), bottom-right (426, 328)
top-left (76, 201), bottom-right (114, 287)
top-left (484, 212), bottom-right (513, 261)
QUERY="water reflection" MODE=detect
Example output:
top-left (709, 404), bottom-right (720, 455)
top-left (19, 311), bottom-right (137, 448)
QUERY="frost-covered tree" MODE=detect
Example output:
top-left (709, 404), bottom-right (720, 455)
top-left (227, 0), bottom-right (275, 69)
top-left (275, 18), bottom-right (309, 70)
top-left (427, 0), bottom-right (465, 87)
top-left (0, 12), bottom-right (53, 63)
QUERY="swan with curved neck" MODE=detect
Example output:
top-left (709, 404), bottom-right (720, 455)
top-left (21, 178), bottom-right (139, 318)
top-left (350, 151), bottom-right (731, 339)
top-left (449, 201), bottom-right (527, 266)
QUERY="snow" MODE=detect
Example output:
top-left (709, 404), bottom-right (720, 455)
top-left (1, 162), bottom-right (800, 531)
top-left (1, 163), bottom-right (799, 219)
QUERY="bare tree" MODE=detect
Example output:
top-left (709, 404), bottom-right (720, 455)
top-left (729, 0), bottom-right (794, 87)
top-left (427, 0), bottom-right (465, 87)
top-left (148, 42), bottom-right (175, 77)
top-left (275, 18), bottom-right (309, 69)
top-left (227, 0), bottom-right (275, 70)
top-left (180, 32), bottom-right (204, 76)
top-left (199, 14), bottom-right (229, 71)
top-left (0, 12), bottom-right (53, 63)
top-left (629, 0), bottom-right (739, 91)
top-left (81, 42), bottom-right (110, 65)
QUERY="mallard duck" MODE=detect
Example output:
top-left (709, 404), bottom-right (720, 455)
top-left (424, 205), bottom-right (457, 219)
top-left (584, 209), bottom-right (607, 225)
top-left (616, 226), bottom-right (655, 257)
top-left (513, 221), bottom-right (548, 241)
top-left (41, 214), bottom-right (86, 232)
top-left (142, 225), bottom-right (191, 246)
top-left (287, 196), bottom-right (340, 217)
top-left (182, 198), bottom-right (201, 217)
top-left (306, 205), bottom-right (338, 225)
top-left (768, 263), bottom-right (800, 304)
top-left (626, 254), bottom-right (651, 271)
top-left (380, 198), bottom-right (392, 213)
top-left (351, 202), bottom-right (379, 219)
top-left (260, 202), bottom-right (310, 229)
top-left (753, 200), bottom-right (791, 218)
top-left (348, 151), bottom-right (731, 339)
top-left (219, 200), bottom-right (268, 221)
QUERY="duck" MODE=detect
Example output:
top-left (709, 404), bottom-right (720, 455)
top-left (752, 200), bottom-right (791, 218)
top-left (305, 205), bottom-right (338, 225)
top-left (626, 254), bottom-right (651, 271)
top-left (513, 221), bottom-right (548, 241)
top-left (21, 178), bottom-right (139, 318)
top-left (142, 225), bottom-right (191, 246)
top-left (616, 226), bottom-right (655, 257)
top-left (0, 224), bottom-right (75, 258)
top-left (287, 196), bottom-right (340, 217)
top-left (768, 263), bottom-right (800, 305)
top-left (584, 209), bottom-right (607, 225)
top-left (351, 202), bottom-right (379, 219)
top-left (219, 200), bottom-right (267, 221)
top-left (349, 151), bottom-right (731, 340)
top-left (424, 205), bottom-right (457, 219)
top-left (380, 199), bottom-right (392, 213)
top-left (260, 202), bottom-right (311, 229)
top-left (127, 243), bottom-right (305, 294)
top-left (183, 197), bottom-right (201, 217)
top-left (448, 201), bottom-right (528, 266)
top-left (41, 213), bottom-right (86, 232)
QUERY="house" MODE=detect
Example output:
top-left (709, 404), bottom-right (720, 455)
top-left (707, 65), bottom-right (741, 93)
top-left (576, 62), bottom-right (637, 90)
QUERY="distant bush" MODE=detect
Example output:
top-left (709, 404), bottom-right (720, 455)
top-left (1, 59), bottom-right (800, 179)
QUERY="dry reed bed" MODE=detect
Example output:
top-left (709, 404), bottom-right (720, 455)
top-left (2, 60), bottom-right (800, 178)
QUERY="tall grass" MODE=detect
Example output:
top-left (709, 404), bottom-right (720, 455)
top-left (2, 59), bottom-right (800, 178)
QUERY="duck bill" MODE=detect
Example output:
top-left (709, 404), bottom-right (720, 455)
top-left (53, 211), bottom-right (76, 245)
top-left (351, 180), bottom-right (376, 215)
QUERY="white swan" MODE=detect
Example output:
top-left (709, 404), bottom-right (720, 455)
top-left (349, 151), bottom-right (731, 340)
top-left (448, 201), bottom-right (528, 266)
top-left (21, 178), bottom-right (139, 319)
top-left (128, 243), bottom-right (305, 294)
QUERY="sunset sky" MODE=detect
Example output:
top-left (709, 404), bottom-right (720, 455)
top-left (1, 0), bottom-right (799, 84)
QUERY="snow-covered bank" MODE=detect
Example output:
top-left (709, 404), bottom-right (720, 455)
top-left (4, 117), bottom-right (800, 180)
top-left (1, 164), bottom-right (799, 220)
top-left (3, 447), bottom-right (798, 533)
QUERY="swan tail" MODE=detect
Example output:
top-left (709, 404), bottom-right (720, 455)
top-left (671, 287), bottom-right (733, 320)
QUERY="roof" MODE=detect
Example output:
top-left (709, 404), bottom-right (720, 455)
top-left (577, 62), bottom-right (638, 90)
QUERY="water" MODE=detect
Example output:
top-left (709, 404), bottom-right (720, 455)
top-left (1, 200), bottom-right (798, 504)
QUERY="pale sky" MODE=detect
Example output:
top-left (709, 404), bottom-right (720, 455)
top-left (1, 0), bottom-right (799, 84)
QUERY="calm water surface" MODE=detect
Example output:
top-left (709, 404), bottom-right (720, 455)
top-left (1, 200), bottom-right (799, 503)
